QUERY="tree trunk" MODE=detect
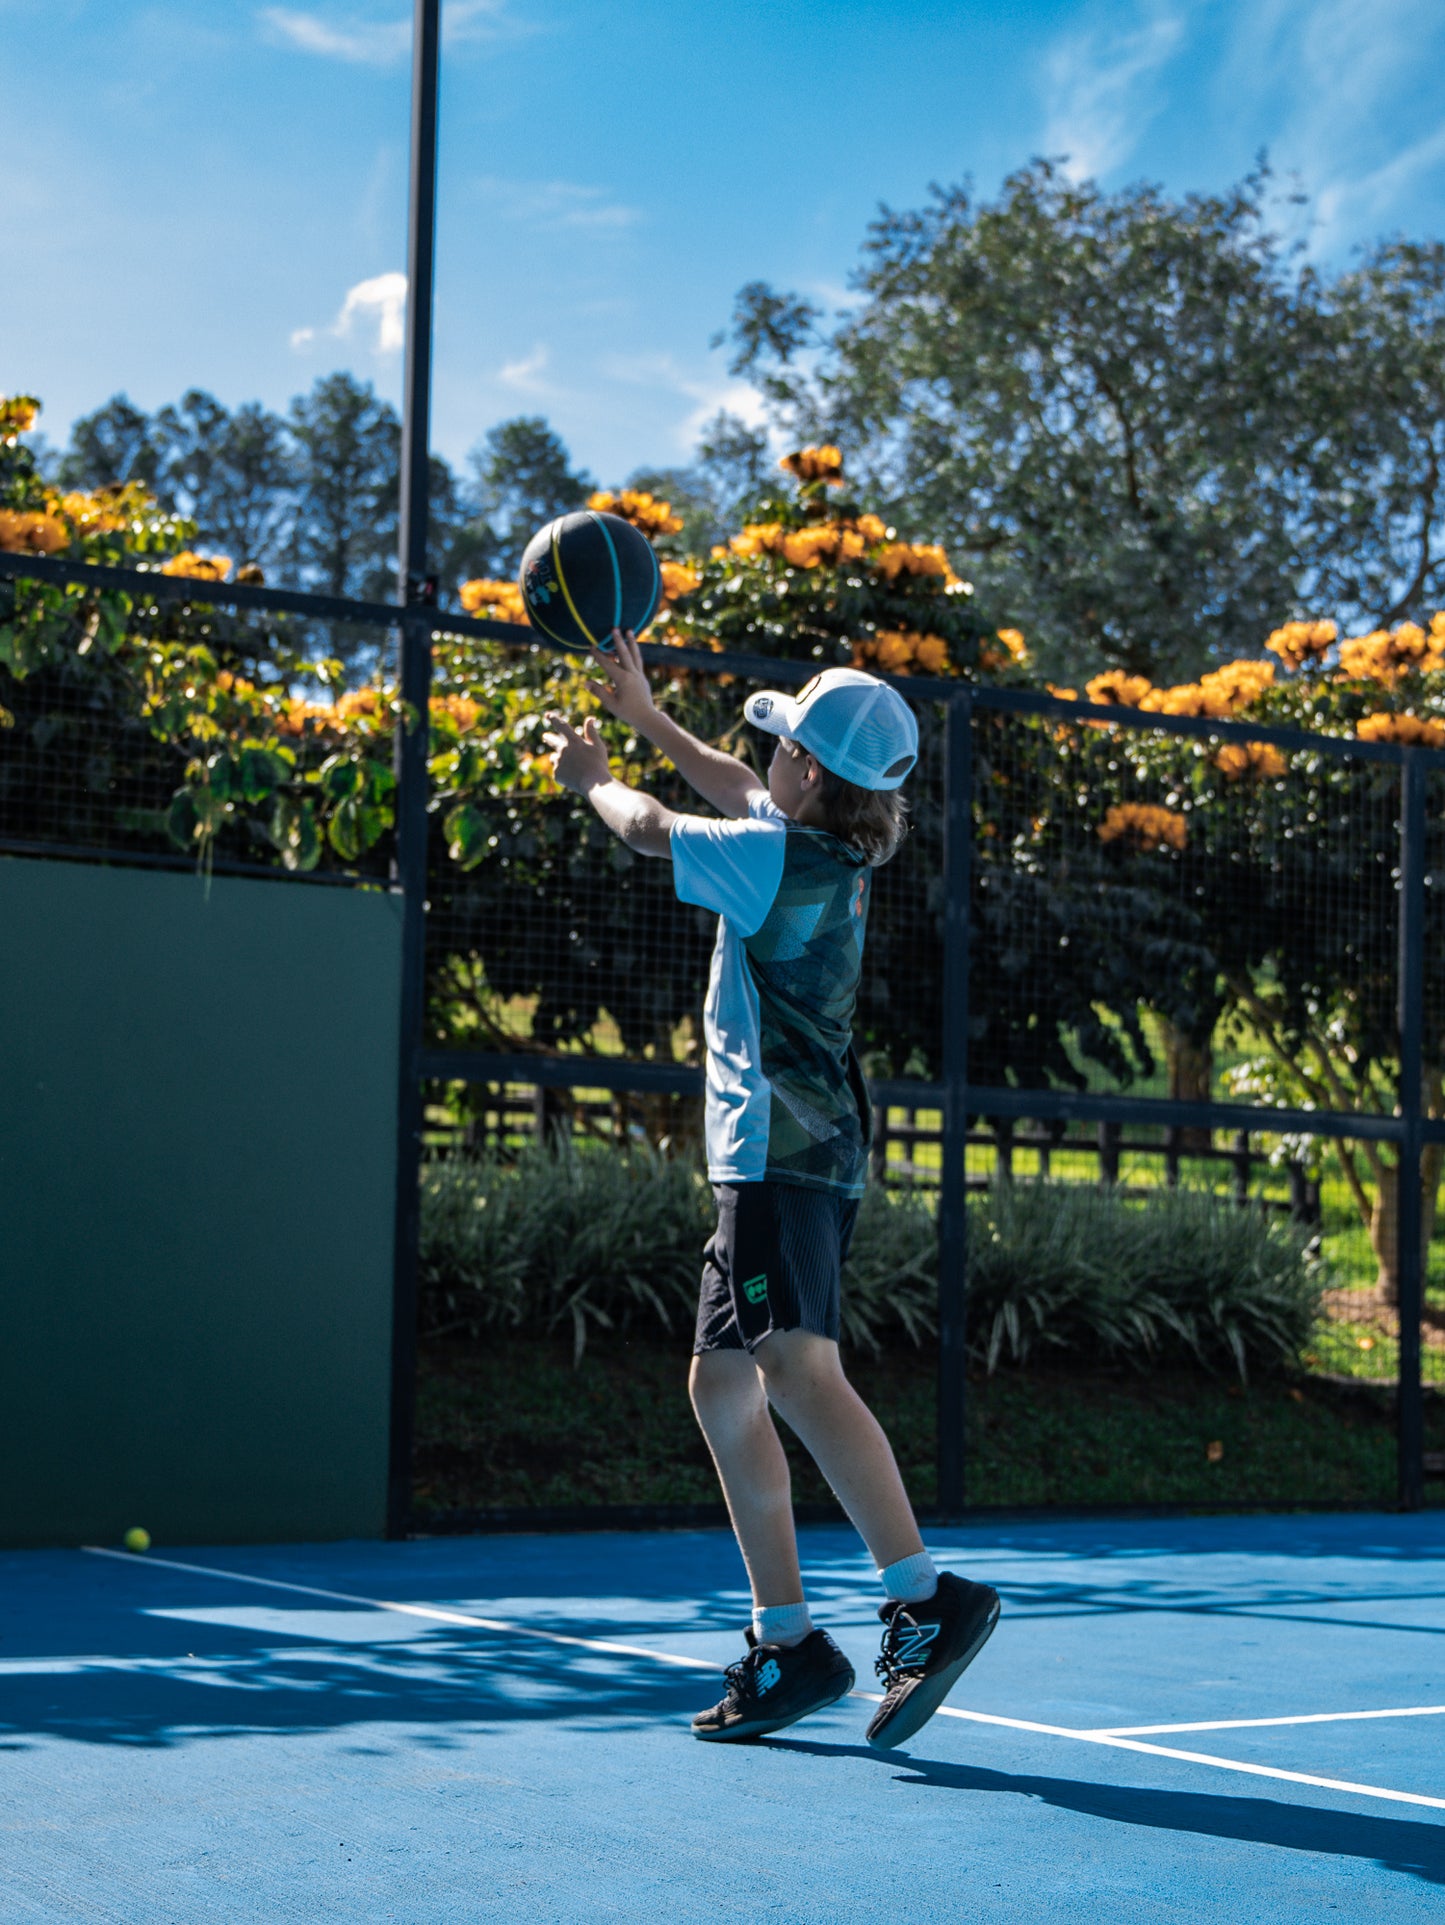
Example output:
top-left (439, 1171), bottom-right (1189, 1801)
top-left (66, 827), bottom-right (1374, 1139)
top-left (1162, 1019), bottom-right (1214, 1153)
top-left (1368, 1146), bottom-right (1442, 1307)
top-left (1370, 1161), bottom-right (1399, 1305)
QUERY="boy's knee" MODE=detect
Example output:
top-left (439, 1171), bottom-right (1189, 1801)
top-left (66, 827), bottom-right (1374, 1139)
top-left (689, 1348), bottom-right (765, 1427)
top-left (754, 1329), bottom-right (844, 1406)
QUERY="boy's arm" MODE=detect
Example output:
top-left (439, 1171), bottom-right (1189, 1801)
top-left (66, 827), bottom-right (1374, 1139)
top-left (584, 630), bottom-right (761, 820)
top-left (540, 712), bottom-right (675, 857)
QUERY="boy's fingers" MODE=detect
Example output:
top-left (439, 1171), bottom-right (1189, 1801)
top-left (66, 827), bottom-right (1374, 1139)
top-left (583, 717), bottom-right (602, 745)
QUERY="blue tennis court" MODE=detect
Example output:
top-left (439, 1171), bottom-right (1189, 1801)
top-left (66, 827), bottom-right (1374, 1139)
top-left (3, 1512), bottom-right (1442, 1921)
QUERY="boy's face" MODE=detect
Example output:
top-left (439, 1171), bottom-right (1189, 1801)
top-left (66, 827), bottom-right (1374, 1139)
top-left (767, 736), bottom-right (821, 818)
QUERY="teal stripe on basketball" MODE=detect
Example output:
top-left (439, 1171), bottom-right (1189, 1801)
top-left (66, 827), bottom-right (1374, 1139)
top-left (588, 510), bottom-right (623, 635)
top-left (635, 532), bottom-right (661, 632)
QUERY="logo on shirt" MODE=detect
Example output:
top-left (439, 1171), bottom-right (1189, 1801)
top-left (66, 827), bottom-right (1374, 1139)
top-left (742, 1272), bottom-right (769, 1305)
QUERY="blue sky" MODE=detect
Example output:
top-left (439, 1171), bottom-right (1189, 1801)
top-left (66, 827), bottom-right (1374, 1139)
top-left (4, 0), bottom-right (1445, 486)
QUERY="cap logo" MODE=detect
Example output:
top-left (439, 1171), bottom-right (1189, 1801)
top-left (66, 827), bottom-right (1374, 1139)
top-left (752, 696), bottom-right (773, 718)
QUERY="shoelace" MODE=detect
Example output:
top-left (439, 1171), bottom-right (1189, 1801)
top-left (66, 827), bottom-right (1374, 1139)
top-left (721, 1651), bottom-right (763, 1707)
top-left (874, 1602), bottom-right (926, 1685)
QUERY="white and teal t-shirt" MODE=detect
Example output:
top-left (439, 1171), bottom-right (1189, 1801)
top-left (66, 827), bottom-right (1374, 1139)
top-left (670, 791), bottom-right (873, 1196)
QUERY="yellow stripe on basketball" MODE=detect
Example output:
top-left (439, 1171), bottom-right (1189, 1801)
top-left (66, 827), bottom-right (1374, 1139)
top-left (551, 524), bottom-right (597, 647)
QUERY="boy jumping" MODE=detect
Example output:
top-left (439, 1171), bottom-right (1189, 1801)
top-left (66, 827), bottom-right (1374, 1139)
top-left (541, 632), bottom-right (999, 1748)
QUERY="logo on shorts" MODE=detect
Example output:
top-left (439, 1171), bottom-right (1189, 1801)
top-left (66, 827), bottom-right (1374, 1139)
top-left (742, 1272), bottom-right (769, 1305)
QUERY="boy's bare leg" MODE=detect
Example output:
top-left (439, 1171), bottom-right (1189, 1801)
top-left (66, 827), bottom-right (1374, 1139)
top-left (689, 1350), bottom-right (804, 1608)
top-left (753, 1329), bottom-right (925, 1571)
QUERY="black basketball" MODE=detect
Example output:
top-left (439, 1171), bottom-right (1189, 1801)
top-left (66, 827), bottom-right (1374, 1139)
top-left (518, 510), bottom-right (662, 653)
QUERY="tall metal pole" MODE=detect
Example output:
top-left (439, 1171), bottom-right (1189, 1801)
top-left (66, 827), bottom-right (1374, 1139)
top-left (1397, 752), bottom-right (1426, 1511)
top-left (387, 0), bottom-right (441, 1540)
top-left (937, 692), bottom-right (974, 1516)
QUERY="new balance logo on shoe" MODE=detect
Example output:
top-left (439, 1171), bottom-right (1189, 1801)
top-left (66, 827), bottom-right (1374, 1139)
top-left (889, 1622), bottom-right (940, 1669)
top-left (756, 1658), bottom-right (782, 1694)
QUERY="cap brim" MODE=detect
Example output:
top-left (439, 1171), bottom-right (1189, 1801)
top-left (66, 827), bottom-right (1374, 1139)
top-left (742, 688), bottom-right (797, 736)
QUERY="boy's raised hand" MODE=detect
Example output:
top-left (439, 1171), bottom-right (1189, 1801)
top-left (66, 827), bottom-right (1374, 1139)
top-left (540, 712), bottom-right (610, 795)
top-left (584, 629), bottom-right (655, 731)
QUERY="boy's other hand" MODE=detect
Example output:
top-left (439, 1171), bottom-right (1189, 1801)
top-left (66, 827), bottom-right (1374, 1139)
top-left (584, 629), bottom-right (655, 730)
top-left (541, 712), bottom-right (611, 794)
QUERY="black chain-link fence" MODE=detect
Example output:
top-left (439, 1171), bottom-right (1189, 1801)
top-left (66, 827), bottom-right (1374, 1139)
top-left (3, 549), bottom-right (1439, 1515)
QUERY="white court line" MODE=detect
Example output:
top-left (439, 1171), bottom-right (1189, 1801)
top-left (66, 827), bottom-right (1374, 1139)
top-left (1098, 1706), bottom-right (1445, 1737)
top-left (84, 1547), bottom-right (1445, 1815)
top-left (82, 1546), bottom-right (715, 1672)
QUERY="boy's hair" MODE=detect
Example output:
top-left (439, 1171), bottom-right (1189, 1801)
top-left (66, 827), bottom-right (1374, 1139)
top-left (775, 738), bottom-right (907, 864)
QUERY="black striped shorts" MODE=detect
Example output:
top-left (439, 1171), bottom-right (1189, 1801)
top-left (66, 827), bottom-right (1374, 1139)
top-left (693, 1180), bottom-right (860, 1354)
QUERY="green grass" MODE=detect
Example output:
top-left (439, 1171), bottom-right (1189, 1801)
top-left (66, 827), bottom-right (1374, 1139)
top-left (413, 1334), bottom-right (1445, 1518)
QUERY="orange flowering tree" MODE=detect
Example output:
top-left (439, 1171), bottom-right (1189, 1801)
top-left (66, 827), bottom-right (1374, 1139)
top-left (1017, 612), bottom-right (1445, 1297)
top-left (647, 445), bottom-right (986, 676)
top-left (9, 387), bottom-right (1445, 1256)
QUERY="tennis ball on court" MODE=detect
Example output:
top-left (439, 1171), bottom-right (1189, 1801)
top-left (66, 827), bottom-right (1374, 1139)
top-left (123, 1527), bottom-right (151, 1553)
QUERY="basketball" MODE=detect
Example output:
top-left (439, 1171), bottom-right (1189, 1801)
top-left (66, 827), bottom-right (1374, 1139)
top-left (518, 510), bottom-right (662, 653)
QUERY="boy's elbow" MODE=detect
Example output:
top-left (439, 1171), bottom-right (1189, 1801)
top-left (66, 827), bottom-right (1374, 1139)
top-left (625, 806), bottom-right (673, 858)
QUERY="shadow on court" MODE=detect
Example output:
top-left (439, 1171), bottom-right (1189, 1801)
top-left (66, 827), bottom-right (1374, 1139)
top-left (763, 1738), bottom-right (1445, 1883)
top-left (0, 1631), bottom-right (711, 1751)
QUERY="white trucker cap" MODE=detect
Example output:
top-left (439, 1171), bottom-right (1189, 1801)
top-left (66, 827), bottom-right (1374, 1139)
top-left (743, 667), bottom-right (919, 791)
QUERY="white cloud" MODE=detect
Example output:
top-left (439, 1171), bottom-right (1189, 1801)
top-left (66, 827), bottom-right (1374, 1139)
top-left (599, 351), bottom-right (771, 455)
top-left (260, 7), bottom-right (409, 65)
top-left (259, 2), bottom-right (523, 66)
top-left (498, 344), bottom-right (553, 394)
top-left (292, 270), bottom-right (407, 354)
top-left (1214, 0), bottom-right (1445, 252)
top-left (1039, 2), bottom-right (1190, 182)
top-left (472, 176), bottom-right (642, 232)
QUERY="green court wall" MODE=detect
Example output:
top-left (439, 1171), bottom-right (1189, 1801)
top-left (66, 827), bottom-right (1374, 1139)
top-left (0, 856), bottom-right (402, 1547)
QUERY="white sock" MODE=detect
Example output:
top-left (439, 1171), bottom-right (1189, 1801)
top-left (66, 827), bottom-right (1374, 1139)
top-left (753, 1601), bottom-right (813, 1648)
top-left (880, 1550), bottom-right (939, 1605)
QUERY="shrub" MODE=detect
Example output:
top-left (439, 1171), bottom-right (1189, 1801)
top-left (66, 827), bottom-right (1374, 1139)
top-left (966, 1181), bottom-right (1328, 1378)
top-left (419, 1141), bottom-right (707, 1362)
top-left (420, 1146), bottom-right (1326, 1376)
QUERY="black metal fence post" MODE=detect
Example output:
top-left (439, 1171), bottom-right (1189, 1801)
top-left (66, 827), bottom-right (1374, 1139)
top-left (1397, 751), bottom-right (1426, 1511)
top-left (937, 690), bottom-right (973, 1516)
top-left (387, 0), bottom-right (441, 1541)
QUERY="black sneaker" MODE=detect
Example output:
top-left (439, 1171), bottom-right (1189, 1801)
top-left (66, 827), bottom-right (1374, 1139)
top-left (865, 1572), bottom-right (1001, 1750)
top-left (691, 1627), bottom-right (855, 1742)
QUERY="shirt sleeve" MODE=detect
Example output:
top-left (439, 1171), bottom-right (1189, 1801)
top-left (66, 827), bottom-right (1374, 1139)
top-left (670, 807), bottom-right (788, 937)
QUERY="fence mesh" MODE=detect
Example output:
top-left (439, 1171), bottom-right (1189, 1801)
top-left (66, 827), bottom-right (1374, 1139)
top-left (0, 569), bottom-right (400, 879)
top-left (3, 551), bottom-right (1439, 1509)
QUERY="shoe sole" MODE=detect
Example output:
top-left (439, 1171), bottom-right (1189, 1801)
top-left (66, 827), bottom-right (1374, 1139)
top-left (866, 1596), bottom-right (1001, 1751)
top-left (691, 1668), bottom-right (855, 1743)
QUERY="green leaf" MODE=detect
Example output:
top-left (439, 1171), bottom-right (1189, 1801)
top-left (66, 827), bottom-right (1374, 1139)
top-left (239, 745), bottom-right (286, 802)
top-left (270, 795), bottom-right (322, 871)
top-left (166, 789), bottom-right (199, 851)
top-left (327, 794), bottom-right (388, 860)
top-left (204, 752), bottom-right (235, 801)
top-left (320, 754), bottom-right (363, 800)
top-left (444, 803), bottom-right (491, 870)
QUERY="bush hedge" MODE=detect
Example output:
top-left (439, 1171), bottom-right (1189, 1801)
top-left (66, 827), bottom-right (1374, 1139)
top-left (419, 1146), bottom-right (1328, 1376)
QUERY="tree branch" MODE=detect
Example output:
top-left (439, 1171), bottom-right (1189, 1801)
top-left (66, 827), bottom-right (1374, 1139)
top-left (1383, 439), bottom-right (1441, 624)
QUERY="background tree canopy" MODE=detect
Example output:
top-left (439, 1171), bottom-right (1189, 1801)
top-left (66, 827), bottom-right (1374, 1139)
top-left (719, 161), bottom-right (1445, 686)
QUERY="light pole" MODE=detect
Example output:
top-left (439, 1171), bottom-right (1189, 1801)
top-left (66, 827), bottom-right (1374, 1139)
top-left (388, 0), bottom-right (441, 1539)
